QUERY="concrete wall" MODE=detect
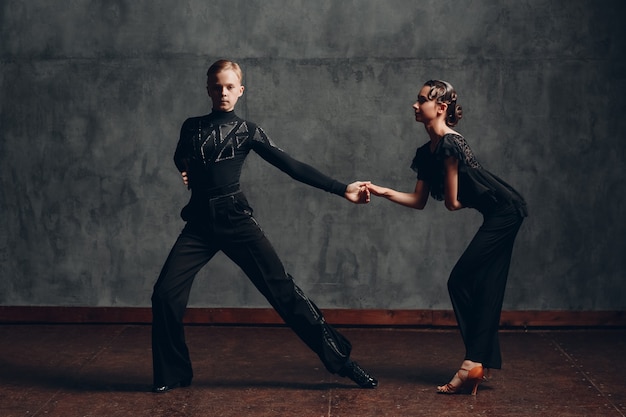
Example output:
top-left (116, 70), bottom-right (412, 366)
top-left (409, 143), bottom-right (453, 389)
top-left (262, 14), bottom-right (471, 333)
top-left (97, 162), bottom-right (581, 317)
top-left (1, 0), bottom-right (625, 310)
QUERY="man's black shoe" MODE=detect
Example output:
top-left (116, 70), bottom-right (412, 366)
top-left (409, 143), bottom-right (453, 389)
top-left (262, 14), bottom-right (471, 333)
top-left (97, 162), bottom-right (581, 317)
top-left (338, 360), bottom-right (378, 389)
top-left (151, 379), bottom-right (192, 393)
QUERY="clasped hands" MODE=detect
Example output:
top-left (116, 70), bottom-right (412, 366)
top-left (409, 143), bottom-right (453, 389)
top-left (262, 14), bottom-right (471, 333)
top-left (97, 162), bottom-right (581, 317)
top-left (344, 181), bottom-right (386, 204)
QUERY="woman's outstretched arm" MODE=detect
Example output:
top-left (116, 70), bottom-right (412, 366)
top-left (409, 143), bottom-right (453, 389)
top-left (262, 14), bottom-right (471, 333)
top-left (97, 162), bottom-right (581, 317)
top-left (367, 180), bottom-right (430, 210)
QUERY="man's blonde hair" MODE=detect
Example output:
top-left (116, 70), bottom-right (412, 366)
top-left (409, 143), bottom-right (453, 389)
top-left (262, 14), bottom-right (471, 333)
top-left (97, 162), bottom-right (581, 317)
top-left (207, 59), bottom-right (243, 83)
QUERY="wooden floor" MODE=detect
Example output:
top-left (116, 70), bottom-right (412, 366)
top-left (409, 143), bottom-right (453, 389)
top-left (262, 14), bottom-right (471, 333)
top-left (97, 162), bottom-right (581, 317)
top-left (1, 324), bottom-right (625, 416)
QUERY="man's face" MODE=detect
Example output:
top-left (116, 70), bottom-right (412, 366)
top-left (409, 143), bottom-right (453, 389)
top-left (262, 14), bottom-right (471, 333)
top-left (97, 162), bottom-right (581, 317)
top-left (206, 69), bottom-right (244, 112)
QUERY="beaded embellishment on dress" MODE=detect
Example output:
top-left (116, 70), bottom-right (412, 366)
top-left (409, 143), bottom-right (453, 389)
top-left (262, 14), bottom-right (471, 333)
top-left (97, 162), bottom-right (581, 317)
top-left (449, 134), bottom-right (481, 169)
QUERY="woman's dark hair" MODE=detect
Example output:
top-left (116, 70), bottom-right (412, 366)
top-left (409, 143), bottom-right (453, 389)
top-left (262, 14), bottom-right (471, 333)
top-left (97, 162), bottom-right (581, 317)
top-left (424, 80), bottom-right (463, 127)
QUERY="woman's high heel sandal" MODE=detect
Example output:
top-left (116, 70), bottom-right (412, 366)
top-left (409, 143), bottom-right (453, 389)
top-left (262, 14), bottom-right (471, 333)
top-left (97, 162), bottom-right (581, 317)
top-left (437, 365), bottom-right (484, 395)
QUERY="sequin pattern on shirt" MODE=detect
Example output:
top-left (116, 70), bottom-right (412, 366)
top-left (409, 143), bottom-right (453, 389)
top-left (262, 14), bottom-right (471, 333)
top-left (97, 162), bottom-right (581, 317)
top-left (199, 120), bottom-right (255, 164)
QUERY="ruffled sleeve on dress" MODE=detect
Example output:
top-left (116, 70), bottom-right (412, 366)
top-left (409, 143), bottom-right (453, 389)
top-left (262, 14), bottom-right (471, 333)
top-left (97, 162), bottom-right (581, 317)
top-left (438, 135), bottom-right (467, 163)
top-left (411, 143), bottom-right (448, 200)
top-left (410, 144), bottom-right (430, 180)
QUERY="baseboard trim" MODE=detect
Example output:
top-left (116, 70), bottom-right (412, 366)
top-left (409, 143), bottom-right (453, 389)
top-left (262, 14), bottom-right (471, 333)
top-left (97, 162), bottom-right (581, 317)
top-left (0, 306), bottom-right (624, 327)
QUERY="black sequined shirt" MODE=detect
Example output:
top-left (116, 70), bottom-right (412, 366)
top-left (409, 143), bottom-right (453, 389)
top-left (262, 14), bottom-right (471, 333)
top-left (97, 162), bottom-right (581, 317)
top-left (173, 111), bottom-right (347, 196)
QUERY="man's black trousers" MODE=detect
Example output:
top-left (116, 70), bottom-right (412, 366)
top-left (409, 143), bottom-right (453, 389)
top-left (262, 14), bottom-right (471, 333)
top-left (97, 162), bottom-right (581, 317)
top-left (151, 191), bottom-right (352, 387)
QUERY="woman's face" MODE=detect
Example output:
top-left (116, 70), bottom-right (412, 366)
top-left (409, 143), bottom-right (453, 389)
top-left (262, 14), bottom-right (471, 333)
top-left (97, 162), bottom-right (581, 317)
top-left (412, 85), bottom-right (440, 124)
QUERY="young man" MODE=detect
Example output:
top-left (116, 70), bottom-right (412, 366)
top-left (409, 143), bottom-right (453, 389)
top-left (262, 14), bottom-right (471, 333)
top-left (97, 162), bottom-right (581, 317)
top-left (150, 59), bottom-right (378, 393)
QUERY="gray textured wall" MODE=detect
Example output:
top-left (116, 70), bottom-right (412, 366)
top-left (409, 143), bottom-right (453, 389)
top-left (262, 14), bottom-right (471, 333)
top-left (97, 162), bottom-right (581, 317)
top-left (1, 0), bottom-right (625, 310)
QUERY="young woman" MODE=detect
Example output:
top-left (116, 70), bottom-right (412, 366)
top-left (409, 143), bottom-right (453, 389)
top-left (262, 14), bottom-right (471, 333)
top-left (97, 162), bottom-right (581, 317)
top-left (150, 60), bottom-right (377, 393)
top-left (367, 80), bottom-right (527, 395)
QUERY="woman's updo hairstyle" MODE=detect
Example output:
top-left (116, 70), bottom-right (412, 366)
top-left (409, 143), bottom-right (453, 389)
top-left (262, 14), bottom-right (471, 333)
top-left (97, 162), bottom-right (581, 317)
top-left (424, 80), bottom-right (463, 127)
